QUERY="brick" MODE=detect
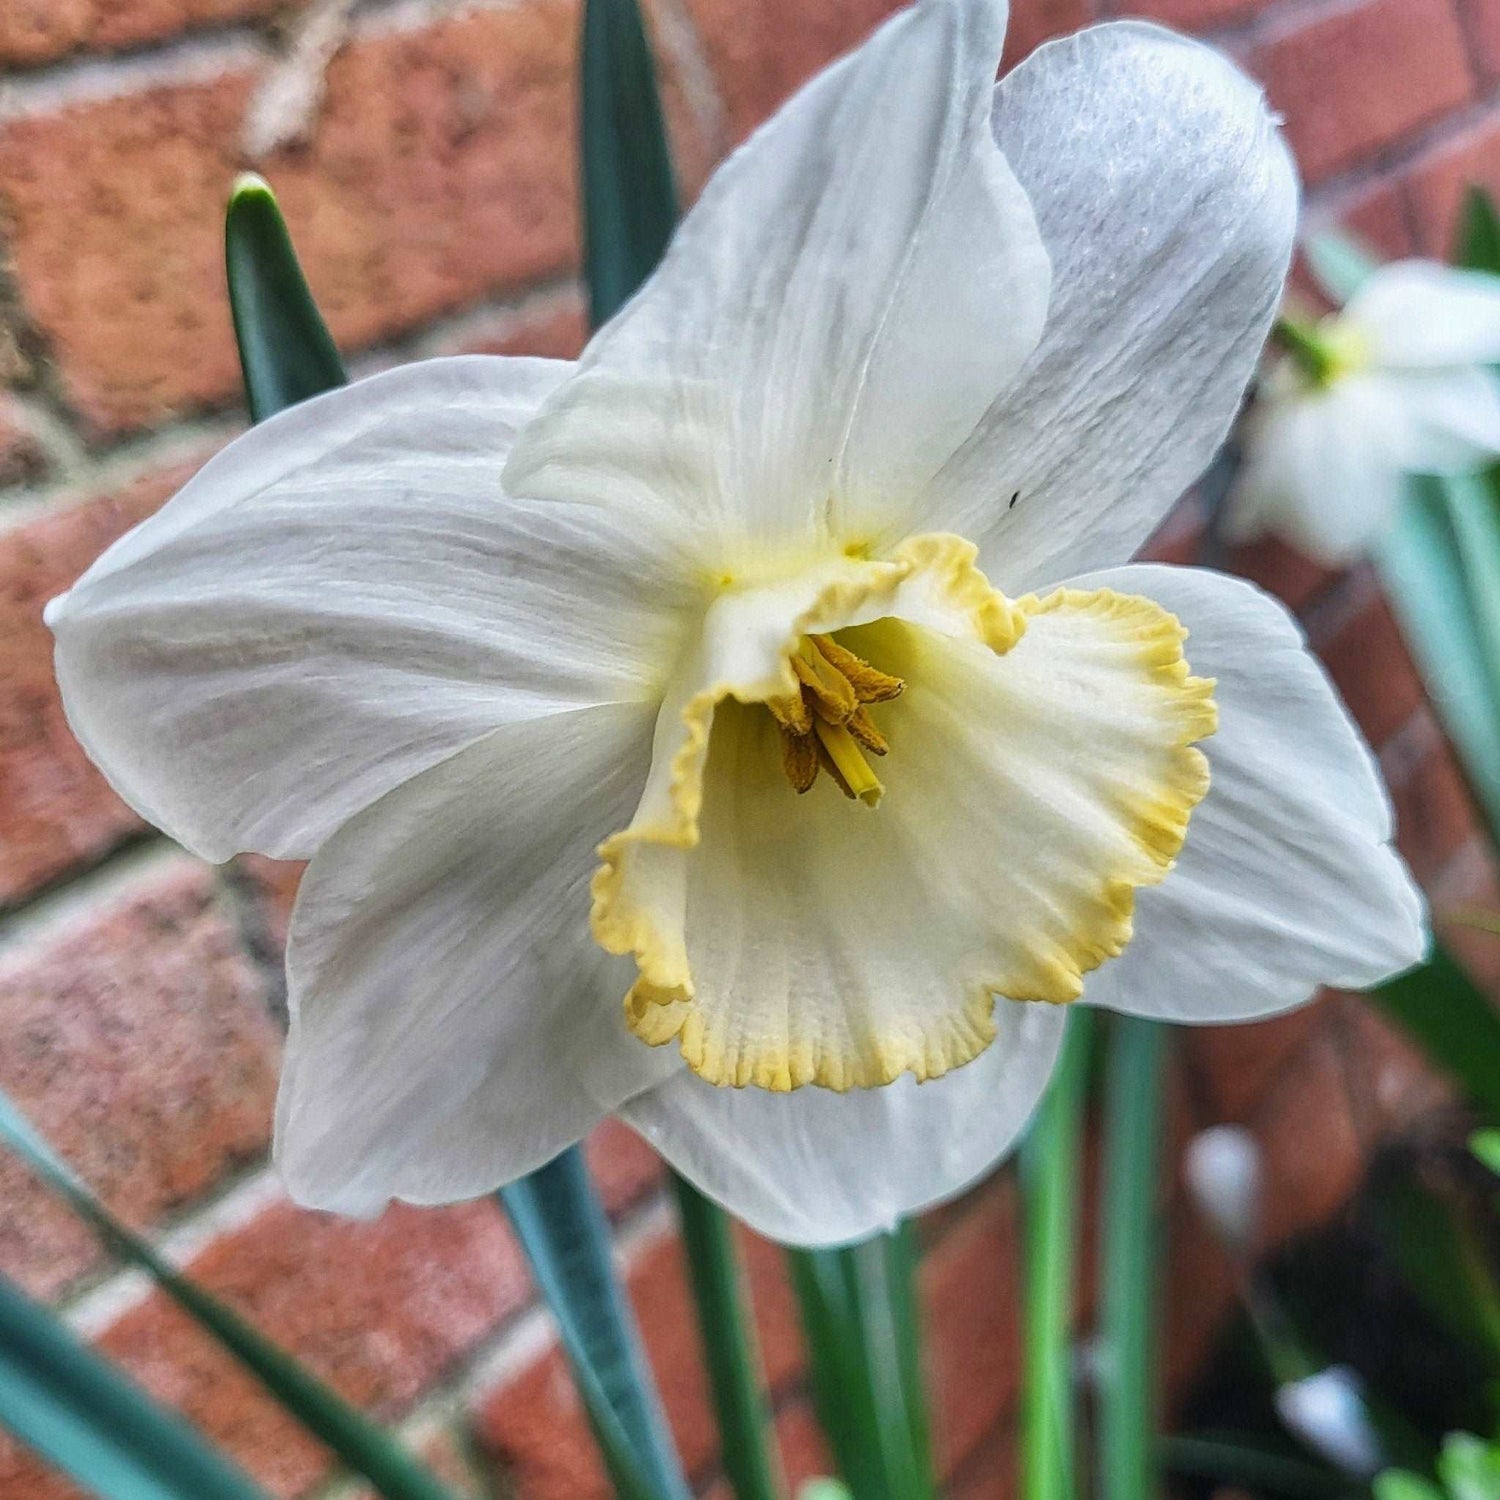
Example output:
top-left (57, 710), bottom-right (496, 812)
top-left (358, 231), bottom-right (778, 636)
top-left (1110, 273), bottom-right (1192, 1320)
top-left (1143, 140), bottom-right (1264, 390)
top-left (438, 290), bottom-right (590, 361)
top-left (1185, 998), bottom-right (1325, 1122)
top-left (1313, 586), bottom-right (1425, 752)
top-left (1460, 0), bottom-right (1500, 78)
top-left (0, 2), bottom-right (710, 435)
top-left (476, 1221), bottom-right (803, 1495)
top-left (682, 0), bottom-right (904, 142)
top-left (1249, 1024), bottom-right (1368, 1245)
top-left (0, 456), bottom-right (211, 905)
top-left (0, 858), bottom-right (280, 1301)
top-left (921, 1182), bottom-right (1021, 1478)
top-left (1225, 535), bottom-right (1339, 617)
top-left (947, 1422), bottom-right (1016, 1500)
top-left (1328, 991), bottom-right (1451, 1137)
top-left (1162, 1200), bottom-right (1238, 1401)
top-left (583, 1119), bottom-right (665, 1218)
top-left (1002, 0), bottom-right (1097, 70)
top-left (0, 395), bottom-right (48, 486)
top-left (1430, 841), bottom-right (1500, 996)
top-left (1118, 0), bottom-right (1258, 39)
top-left (0, 1196), bottom-right (528, 1500)
top-left (1383, 714), bottom-right (1478, 885)
top-left (1406, 113), bottom-right (1500, 255)
top-left (1255, 0), bottom-right (1474, 186)
top-left (0, 0), bottom-right (279, 68)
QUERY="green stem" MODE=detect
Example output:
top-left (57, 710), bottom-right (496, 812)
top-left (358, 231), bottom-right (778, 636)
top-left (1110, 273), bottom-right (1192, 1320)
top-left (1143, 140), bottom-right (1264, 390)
top-left (787, 1231), bottom-right (936, 1500)
top-left (1018, 1010), bottom-right (1094, 1500)
top-left (1272, 318), bottom-right (1338, 386)
top-left (671, 1177), bottom-right (783, 1500)
top-left (1097, 1015), bottom-right (1169, 1500)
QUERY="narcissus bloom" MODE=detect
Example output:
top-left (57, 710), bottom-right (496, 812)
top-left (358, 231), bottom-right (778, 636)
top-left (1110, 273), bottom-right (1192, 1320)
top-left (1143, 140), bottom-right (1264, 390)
top-left (48, 0), bottom-right (1424, 1245)
top-left (1228, 260), bottom-right (1500, 563)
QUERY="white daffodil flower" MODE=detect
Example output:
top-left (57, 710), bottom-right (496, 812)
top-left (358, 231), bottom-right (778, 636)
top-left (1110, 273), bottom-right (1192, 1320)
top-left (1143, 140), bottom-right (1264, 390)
top-left (46, 0), bottom-right (1425, 1246)
top-left (1227, 260), bottom-right (1500, 564)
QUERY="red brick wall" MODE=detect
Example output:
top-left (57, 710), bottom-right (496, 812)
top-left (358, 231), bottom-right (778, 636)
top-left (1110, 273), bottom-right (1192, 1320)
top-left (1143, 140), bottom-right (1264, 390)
top-left (0, 0), bottom-right (1492, 1494)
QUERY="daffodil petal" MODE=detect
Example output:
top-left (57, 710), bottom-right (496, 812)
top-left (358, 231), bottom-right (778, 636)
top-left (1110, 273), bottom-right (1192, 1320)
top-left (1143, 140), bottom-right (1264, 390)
top-left (1068, 564), bottom-right (1425, 1022)
top-left (1347, 261), bottom-right (1500, 368)
top-left (1224, 376), bottom-right (1409, 565)
top-left (275, 704), bottom-right (677, 1214)
top-left (596, 537), bottom-right (1215, 1092)
top-left (47, 356), bottom-right (696, 861)
top-left (505, 0), bottom-right (1050, 556)
top-left (619, 999), bottom-right (1067, 1246)
top-left (919, 22), bottom-right (1297, 589)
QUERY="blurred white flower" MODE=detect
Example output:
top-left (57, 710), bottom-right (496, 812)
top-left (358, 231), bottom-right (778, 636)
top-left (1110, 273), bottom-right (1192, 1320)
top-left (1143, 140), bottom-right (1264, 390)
top-left (1227, 261), bottom-right (1500, 564)
top-left (46, 2), bottom-right (1423, 1245)
top-left (1275, 1366), bottom-right (1385, 1478)
top-left (1184, 1124), bottom-right (1263, 1255)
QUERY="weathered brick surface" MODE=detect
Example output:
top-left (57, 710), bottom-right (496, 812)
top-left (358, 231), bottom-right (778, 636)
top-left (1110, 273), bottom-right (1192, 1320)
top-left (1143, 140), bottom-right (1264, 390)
top-left (0, 858), bottom-right (280, 1301)
top-left (1254, 0), bottom-right (1474, 185)
top-left (0, 2), bottom-right (710, 435)
top-left (1406, 112), bottom-right (1500, 254)
top-left (682, 0), bottom-right (904, 141)
top-left (0, 0), bottom-right (279, 68)
top-left (0, 1196), bottom-right (528, 1500)
top-left (0, 455), bottom-right (210, 906)
top-left (1313, 583), bottom-right (1426, 752)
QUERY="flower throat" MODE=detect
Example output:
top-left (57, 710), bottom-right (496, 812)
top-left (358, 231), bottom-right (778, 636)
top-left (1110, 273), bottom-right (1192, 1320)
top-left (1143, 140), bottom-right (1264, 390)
top-left (764, 635), bottom-right (903, 806)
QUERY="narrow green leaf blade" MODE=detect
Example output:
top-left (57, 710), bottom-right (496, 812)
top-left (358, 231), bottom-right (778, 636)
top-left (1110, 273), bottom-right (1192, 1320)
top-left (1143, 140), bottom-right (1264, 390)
top-left (0, 1090), bottom-right (460, 1500)
top-left (0, 1273), bottom-right (268, 1500)
top-left (500, 1151), bottom-right (691, 1500)
top-left (1376, 478), bottom-right (1500, 838)
top-left (787, 1232), bottom-right (936, 1500)
top-left (1018, 1009), bottom-right (1094, 1500)
top-left (672, 1177), bottom-right (782, 1500)
top-left (1454, 186), bottom-right (1500, 274)
top-left (1097, 1016), bottom-right (1169, 1500)
top-left (224, 173), bottom-right (346, 421)
top-left (580, 0), bottom-right (677, 326)
top-left (1373, 943), bottom-right (1500, 1118)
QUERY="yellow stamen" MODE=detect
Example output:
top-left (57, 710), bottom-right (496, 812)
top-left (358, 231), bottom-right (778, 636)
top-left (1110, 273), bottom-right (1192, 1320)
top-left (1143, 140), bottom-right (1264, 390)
top-left (813, 718), bottom-right (883, 806)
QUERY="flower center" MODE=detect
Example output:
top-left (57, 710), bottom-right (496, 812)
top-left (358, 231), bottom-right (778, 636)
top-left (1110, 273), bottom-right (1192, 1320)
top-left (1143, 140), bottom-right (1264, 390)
top-left (764, 635), bottom-right (904, 806)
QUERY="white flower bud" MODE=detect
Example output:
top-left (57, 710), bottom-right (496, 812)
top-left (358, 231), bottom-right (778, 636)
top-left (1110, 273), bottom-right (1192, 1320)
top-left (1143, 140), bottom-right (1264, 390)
top-left (1275, 1366), bottom-right (1384, 1478)
top-left (1184, 1124), bottom-right (1263, 1254)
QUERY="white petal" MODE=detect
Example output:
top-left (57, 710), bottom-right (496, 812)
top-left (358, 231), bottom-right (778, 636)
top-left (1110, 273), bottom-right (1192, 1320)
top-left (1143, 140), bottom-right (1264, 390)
top-left (1385, 366), bottom-right (1500, 471)
top-left (920, 23), bottom-right (1298, 589)
top-left (1223, 376), bottom-right (1409, 565)
top-left (505, 0), bottom-right (1050, 555)
top-left (619, 1000), bottom-right (1066, 1246)
top-left (275, 704), bottom-right (678, 1214)
top-left (47, 357), bottom-right (696, 861)
top-left (1070, 564), bottom-right (1426, 1023)
top-left (1347, 261), bottom-right (1500, 368)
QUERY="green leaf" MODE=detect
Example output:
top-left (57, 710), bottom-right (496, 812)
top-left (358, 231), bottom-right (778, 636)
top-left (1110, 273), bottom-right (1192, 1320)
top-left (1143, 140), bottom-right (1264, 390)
top-left (672, 1177), bottom-right (782, 1500)
top-left (1305, 230), bottom-right (1380, 305)
top-left (0, 1272), bottom-right (268, 1500)
top-left (1097, 1015), bottom-right (1168, 1500)
top-left (1163, 1432), bottom-right (1359, 1499)
top-left (0, 1091), bottom-right (459, 1500)
top-left (224, 173), bottom-right (346, 421)
top-left (580, 0), bottom-right (677, 327)
top-left (1018, 1009), bottom-right (1094, 1500)
top-left (789, 1219), bottom-right (932, 1493)
top-left (1438, 1431), bottom-right (1500, 1500)
top-left (1376, 477), bottom-right (1500, 841)
top-left (1374, 943), bottom-right (1500, 1119)
top-left (500, 1151), bottom-right (691, 1500)
top-left (1375, 1471), bottom-right (1447, 1500)
top-left (1471, 1130), bottom-right (1500, 1175)
top-left (1370, 1163), bottom-right (1500, 1370)
top-left (1454, 187), bottom-right (1500, 274)
top-left (787, 1228), bottom-right (937, 1500)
